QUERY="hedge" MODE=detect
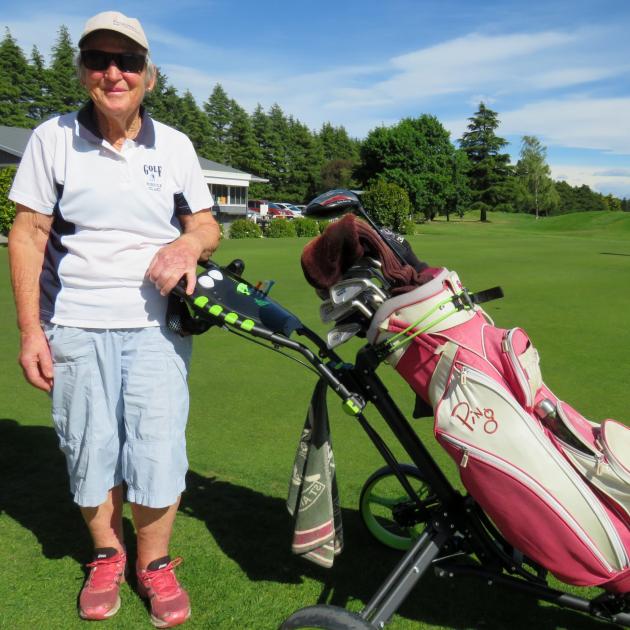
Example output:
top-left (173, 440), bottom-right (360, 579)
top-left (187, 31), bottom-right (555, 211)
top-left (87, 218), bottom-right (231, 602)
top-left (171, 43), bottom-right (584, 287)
top-left (265, 219), bottom-right (296, 238)
top-left (0, 167), bottom-right (17, 236)
top-left (229, 219), bottom-right (262, 239)
top-left (292, 217), bottom-right (320, 237)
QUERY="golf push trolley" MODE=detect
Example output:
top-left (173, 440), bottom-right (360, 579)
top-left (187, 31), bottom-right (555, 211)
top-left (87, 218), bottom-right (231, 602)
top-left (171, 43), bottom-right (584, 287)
top-left (171, 190), bottom-right (630, 629)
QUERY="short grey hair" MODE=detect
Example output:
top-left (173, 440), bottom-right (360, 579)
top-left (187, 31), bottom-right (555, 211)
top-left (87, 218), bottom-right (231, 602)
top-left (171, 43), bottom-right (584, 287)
top-left (75, 52), bottom-right (157, 89)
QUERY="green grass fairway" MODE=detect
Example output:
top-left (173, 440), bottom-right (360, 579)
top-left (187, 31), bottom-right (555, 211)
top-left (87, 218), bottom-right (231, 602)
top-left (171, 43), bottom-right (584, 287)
top-left (1, 211), bottom-right (630, 629)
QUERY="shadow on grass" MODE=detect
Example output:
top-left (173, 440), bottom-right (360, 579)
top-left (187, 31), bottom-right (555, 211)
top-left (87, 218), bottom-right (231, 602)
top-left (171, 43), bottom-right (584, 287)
top-left (0, 418), bottom-right (136, 565)
top-left (0, 420), bottom-right (618, 629)
top-left (182, 471), bottom-right (615, 630)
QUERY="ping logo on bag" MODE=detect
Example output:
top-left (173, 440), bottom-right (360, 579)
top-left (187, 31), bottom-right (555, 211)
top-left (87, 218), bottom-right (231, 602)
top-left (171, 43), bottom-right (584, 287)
top-left (452, 402), bottom-right (499, 435)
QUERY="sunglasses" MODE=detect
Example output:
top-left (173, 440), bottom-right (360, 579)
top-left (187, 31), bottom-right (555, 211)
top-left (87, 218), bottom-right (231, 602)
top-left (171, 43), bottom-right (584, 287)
top-left (81, 50), bottom-right (146, 73)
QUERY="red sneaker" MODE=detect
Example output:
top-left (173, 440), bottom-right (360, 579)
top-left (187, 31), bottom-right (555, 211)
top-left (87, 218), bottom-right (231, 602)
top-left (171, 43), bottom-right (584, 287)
top-left (137, 556), bottom-right (190, 628)
top-left (79, 547), bottom-right (126, 620)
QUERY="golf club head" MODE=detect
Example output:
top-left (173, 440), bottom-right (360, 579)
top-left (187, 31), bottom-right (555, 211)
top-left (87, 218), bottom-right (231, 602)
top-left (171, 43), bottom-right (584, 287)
top-left (320, 299), bottom-right (354, 323)
top-left (342, 258), bottom-right (392, 293)
top-left (327, 322), bottom-right (363, 349)
top-left (330, 277), bottom-right (388, 305)
top-left (320, 297), bottom-right (374, 324)
top-left (362, 290), bottom-right (386, 310)
top-left (304, 189), bottom-right (362, 219)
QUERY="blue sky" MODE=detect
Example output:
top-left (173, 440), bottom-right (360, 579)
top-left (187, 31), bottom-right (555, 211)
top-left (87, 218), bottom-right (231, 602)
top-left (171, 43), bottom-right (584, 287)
top-left (3, 0), bottom-right (630, 197)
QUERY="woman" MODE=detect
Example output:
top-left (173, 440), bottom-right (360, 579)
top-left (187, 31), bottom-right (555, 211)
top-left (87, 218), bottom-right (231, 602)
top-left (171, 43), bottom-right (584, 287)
top-left (8, 11), bottom-right (220, 628)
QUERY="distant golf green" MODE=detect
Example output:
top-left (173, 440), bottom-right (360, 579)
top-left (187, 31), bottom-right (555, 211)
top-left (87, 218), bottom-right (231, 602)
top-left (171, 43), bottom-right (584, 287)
top-left (1, 211), bottom-right (629, 629)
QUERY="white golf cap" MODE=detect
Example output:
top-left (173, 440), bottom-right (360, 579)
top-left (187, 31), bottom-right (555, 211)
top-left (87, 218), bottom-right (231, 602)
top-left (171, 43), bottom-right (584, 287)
top-left (79, 11), bottom-right (149, 50)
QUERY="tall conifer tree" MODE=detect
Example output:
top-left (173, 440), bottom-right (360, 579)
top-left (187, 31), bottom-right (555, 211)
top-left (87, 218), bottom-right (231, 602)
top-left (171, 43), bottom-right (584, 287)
top-left (0, 28), bottom-right (34, 127)
top-left (47, 26), bottom-right (85, 116)
top-left (204, 84), bottom-right (231, 163)
top-left (144, 69), bottom-right (183, 128)
top-left (459, 102), bottom-right (512, 221)
top-left (224, 99), bottom-right (262, 174)
top-left (265, 103), bottom-right (291, 193)
top-left (318, 122), bottom-right (360, 195)
top-left (249, 104), bottom-right (275, 197)
top-left (28, 46), bottom-right (48, 122)
top-left (284, 116), bottom-right (324, 201)
top-left (318, 122), bottom-right (359, 162)
top-left (178, 90), bottom-right (212, 158)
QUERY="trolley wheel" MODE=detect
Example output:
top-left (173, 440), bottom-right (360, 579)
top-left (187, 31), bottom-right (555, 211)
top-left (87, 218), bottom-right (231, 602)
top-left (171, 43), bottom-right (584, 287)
top-left (359, 464), bottom-right (437, 551)
top-left (280, 605), bottom-right (373, 629)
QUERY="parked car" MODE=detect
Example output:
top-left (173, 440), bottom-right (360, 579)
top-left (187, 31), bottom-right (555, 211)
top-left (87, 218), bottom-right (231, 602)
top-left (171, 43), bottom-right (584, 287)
top-left (274, 206), bottom-right (302, 219)
top-left (275, 202), bottom-right (303, 217)
top-left (267, 202), bottom-right (293, 218)
top-left (247, 199), bottom-right (269, 215)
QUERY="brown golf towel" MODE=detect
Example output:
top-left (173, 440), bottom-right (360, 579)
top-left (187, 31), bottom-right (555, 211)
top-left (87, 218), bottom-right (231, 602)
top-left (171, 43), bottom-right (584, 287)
top-left (300, 214), bottom-right (437, 295)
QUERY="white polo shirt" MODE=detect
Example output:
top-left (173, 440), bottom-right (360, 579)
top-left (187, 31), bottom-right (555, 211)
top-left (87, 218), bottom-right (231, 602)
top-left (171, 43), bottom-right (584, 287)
top-left (10, 103), bottom-right (213, 328)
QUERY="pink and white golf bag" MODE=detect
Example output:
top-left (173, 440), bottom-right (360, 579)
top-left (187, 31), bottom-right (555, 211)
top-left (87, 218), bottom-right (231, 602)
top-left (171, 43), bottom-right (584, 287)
top-left (367, 267), bottom-right (630, 592)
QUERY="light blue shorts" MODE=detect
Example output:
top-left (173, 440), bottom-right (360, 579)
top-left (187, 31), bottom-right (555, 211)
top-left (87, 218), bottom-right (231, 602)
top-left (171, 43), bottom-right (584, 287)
top-left (44, 325), bottom-right (193, 508)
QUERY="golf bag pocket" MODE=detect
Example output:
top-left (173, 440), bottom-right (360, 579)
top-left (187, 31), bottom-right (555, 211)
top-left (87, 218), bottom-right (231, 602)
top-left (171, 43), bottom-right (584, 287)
top-left (602, 420), bottom-right (630, 485)
top-left (440, 434), bottom-right (629, 586)
top-left (501, 328), bottom-right (543, 409)
top-left (434, 356), bottom-right (630, 587)
top-left (544, 403), bottom-right (630, 519)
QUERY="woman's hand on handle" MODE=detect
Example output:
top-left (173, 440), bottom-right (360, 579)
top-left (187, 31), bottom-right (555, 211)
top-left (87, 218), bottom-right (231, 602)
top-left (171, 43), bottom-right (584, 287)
top-left (147, 210), bottom-right (221, 296)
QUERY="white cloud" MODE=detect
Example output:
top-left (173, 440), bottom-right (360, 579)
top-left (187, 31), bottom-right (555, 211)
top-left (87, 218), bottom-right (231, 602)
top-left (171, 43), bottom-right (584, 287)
top-left (595, 168), bottom-right (630, 177)
top-left (320, 30), bottom-right (617, 111)
top-left (500, 98), bottom-right (630, 155)
top-left (532, 66), bottom-right (625, 90)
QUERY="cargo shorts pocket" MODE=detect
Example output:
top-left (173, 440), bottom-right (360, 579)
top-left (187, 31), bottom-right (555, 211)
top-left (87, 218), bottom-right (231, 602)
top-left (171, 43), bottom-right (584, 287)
top-left (45, 326), bottom-right (94, 480)
top-left (123, 352), bottom-right (190, 443)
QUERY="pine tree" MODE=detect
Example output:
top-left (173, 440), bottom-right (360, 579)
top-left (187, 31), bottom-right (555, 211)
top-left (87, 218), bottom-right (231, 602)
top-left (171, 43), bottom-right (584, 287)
top-left (249, 104), bottom-right (276, 198)
top-left (459, 103), bottom-right (512, 221)
top-left (177, 90), bottom-right (213, 157)
top-left (318, 122), bottom-right (360, 162)
top-left (318, 121), bottom-right (361, 196)
top-left (144, 69), bottom-right (183, 128)
top-left (203, 84), bottom-right (232, 163)
top-left (319, 159), bottom-right (358, 193)
top-left (0, 28), bottom-right (34, 127)
top-left (284, 116), bottom-right (324, 201)
top-left (28, 45), bottom-right (48, 122)
top-left (266, 104), bottom-right (292, 194)
top-left (46, 25), bottom-right (86, 117)
top-left (249, 103), bottom-right (292, 195)
top-left (224, 99), bottom-right (263, 175)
